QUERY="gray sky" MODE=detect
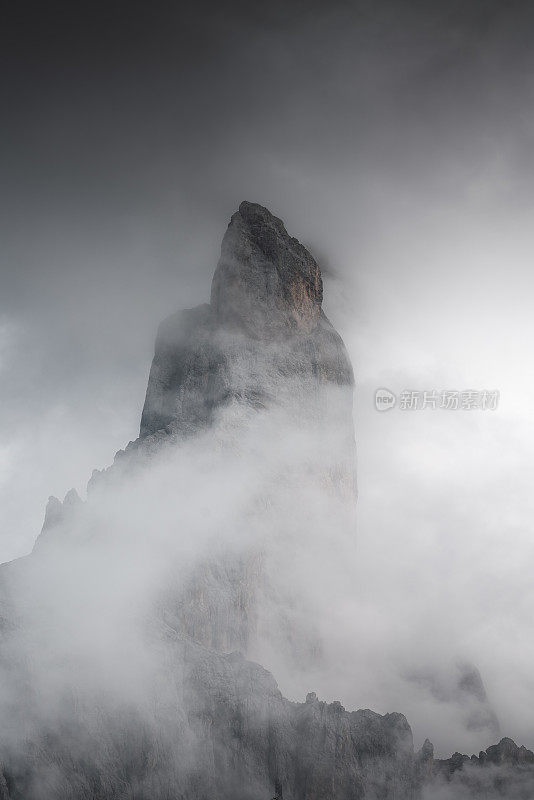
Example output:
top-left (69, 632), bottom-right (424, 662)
top-left (2, 0), bottom-right (534, 753)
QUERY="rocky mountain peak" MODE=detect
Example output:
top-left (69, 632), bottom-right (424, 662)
top-left (210, 201), bottom-right (323, 337)
top-left (140, 201), bottom-right (353, 440)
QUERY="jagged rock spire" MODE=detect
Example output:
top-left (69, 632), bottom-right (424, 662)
top-left (140, 201), bottom-right (354, 440)
top-left (211, 201), bottom-right (323, 336)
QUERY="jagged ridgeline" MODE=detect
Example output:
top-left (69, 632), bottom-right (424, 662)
top-left (0, 203), bottom-right (531, 799)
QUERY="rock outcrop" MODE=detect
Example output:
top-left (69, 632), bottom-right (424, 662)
top-left (32, 488), bottom-right (83, 552)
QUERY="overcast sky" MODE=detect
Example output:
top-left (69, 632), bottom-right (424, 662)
top-left (2, 0), bottom-right (534, 753)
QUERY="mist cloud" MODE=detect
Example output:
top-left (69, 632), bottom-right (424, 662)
top-left (2, 0), bottom-right (534, 768)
